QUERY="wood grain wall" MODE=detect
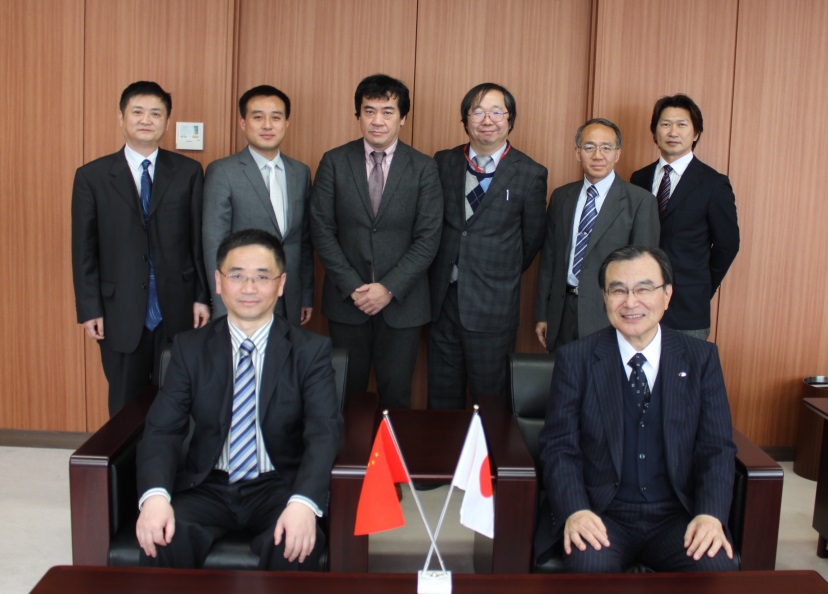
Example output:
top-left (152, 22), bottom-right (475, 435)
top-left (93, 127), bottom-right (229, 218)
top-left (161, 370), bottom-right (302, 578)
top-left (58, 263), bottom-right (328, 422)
top-left (2, 0), bottom-right (826, 446)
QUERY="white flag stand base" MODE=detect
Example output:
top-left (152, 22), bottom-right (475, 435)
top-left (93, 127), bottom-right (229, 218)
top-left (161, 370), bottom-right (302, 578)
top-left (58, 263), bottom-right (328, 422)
top-left (417, 570), bottom-right (452, 594)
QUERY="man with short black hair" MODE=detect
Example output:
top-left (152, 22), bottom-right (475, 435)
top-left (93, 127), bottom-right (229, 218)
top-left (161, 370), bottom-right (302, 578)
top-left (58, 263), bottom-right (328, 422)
top-left (311, 74), bottom-right (442, 409)
top-left (72, 80), bottom-right (210, 416)
top-left (136, 229), bottom-right (341, 570)
top-left (631, 94), bottom-right (740, 340)
top-left (203, 85), bottom-right (314, 326)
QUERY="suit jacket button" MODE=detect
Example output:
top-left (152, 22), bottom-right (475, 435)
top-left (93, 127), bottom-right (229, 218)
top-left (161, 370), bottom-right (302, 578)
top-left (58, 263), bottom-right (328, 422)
top-left (372, 228), bottom-right (377, 232)
top-left (462, 231), bottom-right (467, 237)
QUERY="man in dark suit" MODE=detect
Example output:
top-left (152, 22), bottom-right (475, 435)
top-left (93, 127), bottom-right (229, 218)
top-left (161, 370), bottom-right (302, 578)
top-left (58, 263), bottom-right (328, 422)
top-left (310, 74), bottom-right (442, 409)
top-left (630, 94), bottom-right (740, 340)
top-left (538, 245), bottom-right (736, 572)
top-left (72, 81), bottom-right (210, 416)
top-left (428, 83), bottom-right (547, 409)
top-left (203, 85), bottom-right (314, 326)
top-left (135, 229), bottom-right (341, 570)
top-left (535, 118), bottom-right (659, 353)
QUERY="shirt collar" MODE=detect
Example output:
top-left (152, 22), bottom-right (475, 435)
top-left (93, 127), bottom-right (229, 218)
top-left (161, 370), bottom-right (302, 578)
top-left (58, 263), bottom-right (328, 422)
top-left (228, 315), bottom-right (274, 355)
top-left (468, 141), bottom-right (508, 169)
top-left (248, 146), bottom-right (283, 170)
top-left (616, 324), bottom-right (662, 372)
top-left (363, 139), bottom-right (398, 162)
top-left (658, 151), bottom-right (694, 176)
top-left (584, 170), bottom-right (616, 195)
top-left (124, 144), bottom-right (159, 171)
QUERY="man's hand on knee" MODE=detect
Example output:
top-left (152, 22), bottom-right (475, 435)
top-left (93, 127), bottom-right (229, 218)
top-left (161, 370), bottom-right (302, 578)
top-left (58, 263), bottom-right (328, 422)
top-left (564, 509), bottom-right (610, 554)
top-left (684, 514), bottom-right (733, 561)
top-left (274, 501), bottom-right (317, 563)
top-left (136, 495), bottom-right (175, 558)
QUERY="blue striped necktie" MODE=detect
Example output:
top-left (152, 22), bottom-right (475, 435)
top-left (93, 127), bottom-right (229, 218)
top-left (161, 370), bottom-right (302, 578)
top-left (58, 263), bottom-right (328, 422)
top-left (572, 184), bottom-right (599, 280)
top-left (229, 339), bottom-right (258, 483)
top-left (141, 159), bottom-right (162, 331)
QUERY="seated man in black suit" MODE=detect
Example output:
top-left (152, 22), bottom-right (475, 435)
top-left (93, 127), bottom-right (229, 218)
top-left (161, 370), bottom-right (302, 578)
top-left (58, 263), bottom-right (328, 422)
top-left (538, 245), bottom-right (736, 572)
top-left (135, 229), bottom-right (342, 570)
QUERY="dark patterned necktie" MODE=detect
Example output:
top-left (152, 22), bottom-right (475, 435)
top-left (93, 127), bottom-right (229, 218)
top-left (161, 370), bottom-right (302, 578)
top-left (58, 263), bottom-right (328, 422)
top-left (369, 151), bottom-right (385, 216)
top-left (141, 160), bottom-right (162, 331)
top-left (572, 185), bottom-right (598, 280)
top-left (627, 352), bottom-right (651, 412)
top-left (657, 164), bottom-right (673, 214)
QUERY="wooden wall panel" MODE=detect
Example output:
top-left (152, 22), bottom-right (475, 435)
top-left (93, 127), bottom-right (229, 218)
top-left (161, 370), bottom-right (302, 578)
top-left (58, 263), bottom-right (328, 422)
top-left (0, 1), bottom-right (86, 431)
top-left (82, 0), bottom-right (236, 430)
top-left (413, 0), bottom-right (594, 373)
top-left (717, 0), bottom-right (828, 446)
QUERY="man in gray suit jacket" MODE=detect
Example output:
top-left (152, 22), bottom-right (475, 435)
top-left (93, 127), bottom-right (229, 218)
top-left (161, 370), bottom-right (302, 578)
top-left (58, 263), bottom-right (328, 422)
top-left (310, 74), bottom-right (442, 409)
top-left (429, 83), bottom-right (547, 409)
top-left (538, 245), bottom-right (736, 572)
top-left (535, 118), bottom-right (659, 352)
top-left (203, 85), bottom-right (314, 326)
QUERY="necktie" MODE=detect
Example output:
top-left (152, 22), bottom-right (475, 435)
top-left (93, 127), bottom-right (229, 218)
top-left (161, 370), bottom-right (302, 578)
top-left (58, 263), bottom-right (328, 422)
top-left (141, 160), bottom-right (162, 331)
top-left (627, 353), bottom-right (651, 412)
top-left (266, 163), bottom-right (287, 234)
top-left (465, 155), bottom-right (493, 216)
top-left (229, 339), bottom-right (258, 483)
top-left (572, 185), bottom-right (599, 281)
top-left (369, 151), bottom-right (385, 216)
top-left (657, 164), bottom-right (673, 214)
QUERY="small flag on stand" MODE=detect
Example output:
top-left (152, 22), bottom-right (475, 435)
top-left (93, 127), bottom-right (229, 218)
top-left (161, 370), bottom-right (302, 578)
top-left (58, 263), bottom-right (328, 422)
top-left (354, 416), bottom-right (411, 535)
top-left (452, 413), bottom-right (494, 538)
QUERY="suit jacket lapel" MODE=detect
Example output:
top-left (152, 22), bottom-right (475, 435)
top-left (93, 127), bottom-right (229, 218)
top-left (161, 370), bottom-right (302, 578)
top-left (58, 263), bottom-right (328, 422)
top-left (149, 150), bottom-right (175, 217)
top-left (283, 156), bottom-right (303, 238)
top-left (593, 329), bottom-right (624, 477)
top-left (662, 157), bottom-right (702, 220)
top-left (347, 142), bottom-right (374, 219)
top-left (375, 142), bottom-right (410, 221)
top-left (239, 149), bottom-right (282, 239)
top-left (585, 177), bottom-right (625, 258)
top-left (561, 184), bottom-right (579, 252)
top-left (108, 150), bottom-right (143, 223)
top-left (207, 318), bottom-right (236, 438)
top-left (258, 317), bottom-right (291, 421)
top-left (657, 327), bottom-right (689, 471)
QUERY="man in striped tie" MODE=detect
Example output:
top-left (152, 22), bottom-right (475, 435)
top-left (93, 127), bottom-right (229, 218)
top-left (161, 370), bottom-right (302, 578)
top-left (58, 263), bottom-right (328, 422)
top-left (135, 229), bottom-right (341, 570)
top-left (535, 118), bottom-right (660, 352)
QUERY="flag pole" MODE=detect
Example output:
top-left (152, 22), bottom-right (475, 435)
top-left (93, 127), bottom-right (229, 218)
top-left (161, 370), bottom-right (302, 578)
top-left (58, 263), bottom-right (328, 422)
top-left (382, 410), bottom-right (448, 573)
top-left (422, 405), bottom-right (480, 571)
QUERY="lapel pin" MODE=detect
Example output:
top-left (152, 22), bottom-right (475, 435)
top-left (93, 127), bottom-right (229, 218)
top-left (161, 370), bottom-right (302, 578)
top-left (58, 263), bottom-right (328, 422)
top-left (678, 372), bottom-right (688, 377)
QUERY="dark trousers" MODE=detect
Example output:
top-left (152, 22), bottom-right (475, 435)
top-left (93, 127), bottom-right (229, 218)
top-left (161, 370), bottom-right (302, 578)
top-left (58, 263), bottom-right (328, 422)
top-left (427, 283), bottom-right (517, 409)
top-left (99, 323), bottom-right (169, 417)
top-left (139, 471), bottom-right (323, 570)
top-left (564, 499), bottom-right (738, 573)
top-left (328, 317), bottom-right (420, 410)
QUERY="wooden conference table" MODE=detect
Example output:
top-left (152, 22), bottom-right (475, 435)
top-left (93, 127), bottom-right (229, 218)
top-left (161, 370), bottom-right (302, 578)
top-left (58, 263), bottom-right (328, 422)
top-left (328, 393), bottom-right (537, 573)
top-left (29, 566), bottom-right (828, 594)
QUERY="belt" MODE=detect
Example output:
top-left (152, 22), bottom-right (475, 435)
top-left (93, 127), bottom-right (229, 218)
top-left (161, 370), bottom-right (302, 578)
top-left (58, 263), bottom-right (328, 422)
top-left (566, 285), bottom-right (579, 296)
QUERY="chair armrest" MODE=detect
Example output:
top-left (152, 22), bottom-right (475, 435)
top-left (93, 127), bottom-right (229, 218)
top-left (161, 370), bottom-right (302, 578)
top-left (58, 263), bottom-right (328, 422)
top-left (69, 388), bottom-right (155, 565)
top-left (477, 393), bottom-right (537, 573)
top-left (731, 428), bottom-right (783, 570)
top-left (328, 391), bottom-right (378, 572)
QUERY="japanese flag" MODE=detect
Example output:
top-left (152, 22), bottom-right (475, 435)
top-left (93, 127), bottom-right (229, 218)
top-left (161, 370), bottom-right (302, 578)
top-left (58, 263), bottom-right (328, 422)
top-left (452, 414), bottom-right (494, 538)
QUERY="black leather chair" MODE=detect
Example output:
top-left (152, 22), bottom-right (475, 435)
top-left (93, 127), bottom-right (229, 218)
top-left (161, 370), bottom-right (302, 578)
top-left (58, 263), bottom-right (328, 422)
top-left (507, 352), bottom-right (784, 572)
top-left (70, 346), bottom-right (351, 570)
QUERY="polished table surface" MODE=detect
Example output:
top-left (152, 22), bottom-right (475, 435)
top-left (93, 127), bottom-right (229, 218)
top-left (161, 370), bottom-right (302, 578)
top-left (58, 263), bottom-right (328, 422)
top-left (30, 566), bottom-right (828, 594)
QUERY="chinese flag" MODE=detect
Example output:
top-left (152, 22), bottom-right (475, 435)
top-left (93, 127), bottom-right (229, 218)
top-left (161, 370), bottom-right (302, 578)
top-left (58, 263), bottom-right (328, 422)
top-left (354, 417), bottom-right (410, 535)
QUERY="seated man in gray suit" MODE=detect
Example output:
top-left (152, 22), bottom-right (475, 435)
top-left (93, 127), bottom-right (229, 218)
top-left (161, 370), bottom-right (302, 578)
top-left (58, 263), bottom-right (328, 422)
top-left (538, 245), bottom-right (737, 573)
top-left (535, 118), bottom-right (659, 352)
top-left (203, 85), bottom-right (314, 326)
top-left (135, 229), bottom-right (341, 570)
top-left (311, 74), bottom-right (442, 409)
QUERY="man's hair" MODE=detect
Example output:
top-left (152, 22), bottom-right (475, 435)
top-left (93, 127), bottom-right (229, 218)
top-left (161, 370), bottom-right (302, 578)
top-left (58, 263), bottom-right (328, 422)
top-left (460, 82), bottom-right (517, 134)
top-left (598, 245), bottom-right (674, 290)
top-left (649, 94), bottom-right (704, 149)
top-left (575, 117), bottom-right (622, 148)
top-left (354, 74), bottom-right (410, 118)
top-left (216, 229), bottom-right (286, 272)
top-left (119, 81), bottom-right (172, 116)
top-left (238, 85), bottom-right (292, 119)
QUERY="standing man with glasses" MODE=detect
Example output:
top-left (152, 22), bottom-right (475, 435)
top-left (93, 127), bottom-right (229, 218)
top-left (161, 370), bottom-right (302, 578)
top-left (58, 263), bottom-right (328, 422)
top-left (428, 83), bottom-right (547, 409)
top-left (136, 229), bottom-right (341, 570)
top-left (630, 95), bottom-right (739, 340)
top-left (72, 81), bottom-right (210, 416)
top-left (310, 74), bottom-right (442, 409)
top-left (203, 85), bottom-right (314, 327)
top-left (535, 118), bottom-right (659, 352)
top-left (537, 245), bottom-right (736, 573)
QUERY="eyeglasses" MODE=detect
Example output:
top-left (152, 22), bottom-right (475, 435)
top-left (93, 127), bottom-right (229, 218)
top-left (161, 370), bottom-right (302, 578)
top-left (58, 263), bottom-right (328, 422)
top-left (579, 144), bottom-right (619, 155)
top-left (468, 110), bottom-right (509, 123)
top-left (604, 284), bottom-right (666, 301)
top-left (219, 271), bottom-right (283, 286)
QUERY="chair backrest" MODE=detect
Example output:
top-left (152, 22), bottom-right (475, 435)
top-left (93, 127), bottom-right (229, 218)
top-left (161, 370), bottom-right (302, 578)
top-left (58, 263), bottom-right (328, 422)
top-left (507, 352), bottom-right (555, 467)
